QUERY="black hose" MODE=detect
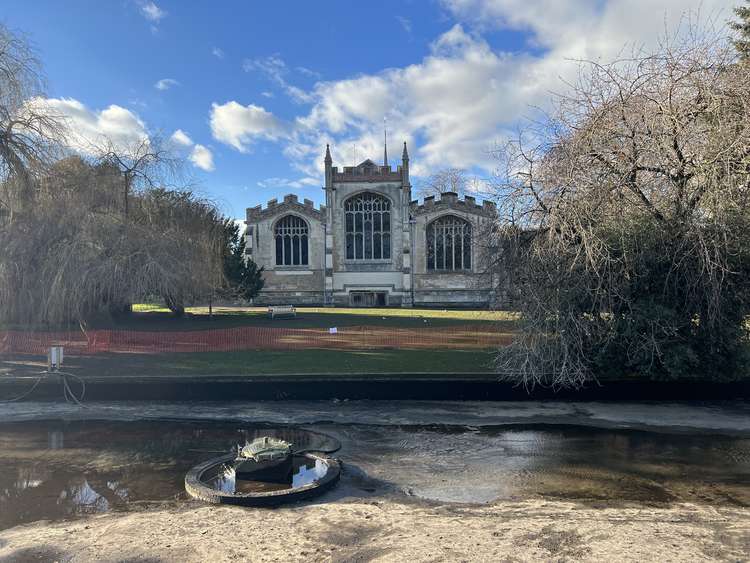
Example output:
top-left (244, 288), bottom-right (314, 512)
top-left (0, 369), bottom-right (86, 405)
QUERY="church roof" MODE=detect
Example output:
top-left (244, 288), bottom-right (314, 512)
top-left (325, 144), bottom-right (408, 184)
top-left (246, 193), bottom-right (325, 222)
top-left (410, 192), bottom-right (497, 218)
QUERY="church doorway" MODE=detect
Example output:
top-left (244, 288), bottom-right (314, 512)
top-left (349, 291), bottom-right (387, 307)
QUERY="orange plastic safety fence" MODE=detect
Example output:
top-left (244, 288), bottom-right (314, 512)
top-left (0, 325), bottom-right (513, 356)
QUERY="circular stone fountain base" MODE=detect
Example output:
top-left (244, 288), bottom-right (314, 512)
top-left (185, 452), bottom-right (341, 506)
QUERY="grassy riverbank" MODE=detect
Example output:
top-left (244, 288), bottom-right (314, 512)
top-left (1, 348), bottom-right (496, 378)
top-left (1, 306), bottom-right (506, 378)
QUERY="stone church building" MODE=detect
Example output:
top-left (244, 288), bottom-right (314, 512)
top-left (245, 143), bottom-right (497, 307)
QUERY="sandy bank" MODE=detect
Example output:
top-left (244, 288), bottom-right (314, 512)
top-left (1, 499), bottom-right (748, 562)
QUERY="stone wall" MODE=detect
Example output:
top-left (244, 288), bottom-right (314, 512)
top-left (245, 147), bottom-right (504, 309)
top-left (409, 193), bottom-right (496, 308)
top-left (246, 195), bottom-right (326, 306)
top-left (328, 181), bottom-right (407, 305)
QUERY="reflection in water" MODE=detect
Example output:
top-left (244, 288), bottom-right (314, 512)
top-left (214, 465), bottom-right (235, 494)
top-left (48, 430), bottom-right (63, 450)
top-left (14, 467), bottom-right (46, 491)
top-left (293, 458), bottom-right (327, 488)
top-left (63, 479), bottom-right (109, 513)
top-left (0, 419), bottom-right (748, 530)
top-left (209, 456), bottom-right (328, 494)
top-left (327, 423), bottom-right (750, 505)
top-left (55, 478), bottom-right (129, 515)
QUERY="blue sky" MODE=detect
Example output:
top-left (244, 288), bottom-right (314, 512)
top-left (2, 0), bottom-right (734, 220)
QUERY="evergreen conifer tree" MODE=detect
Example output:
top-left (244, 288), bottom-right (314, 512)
top-left (731, 1), bottom-right (750, 59)
top-left (221, 220), bottom-right (264, 302)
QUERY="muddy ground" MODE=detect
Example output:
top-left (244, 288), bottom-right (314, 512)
top-left (1, 401), bottom-right (748, 561)
top-left (1, 499), bottom-right (748, 562)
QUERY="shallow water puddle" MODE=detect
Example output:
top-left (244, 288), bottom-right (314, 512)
top-left (208, 454), bottom-right (330, 494)
top-left (0, 419), bottom-right (748, 530)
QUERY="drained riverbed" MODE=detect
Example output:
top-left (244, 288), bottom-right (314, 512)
top-left (0, 400), bottom-right (748, 531)
top-left (0, 401), bottom-right (749, 562)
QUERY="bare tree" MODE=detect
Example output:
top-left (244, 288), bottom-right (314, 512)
top-left (491, 28), bottom-right (750, 388)
top-left (0, 24), bottom-right (227, 326)
top-left (0, 24), bottom-right (65, 219)
top-left (0, 156), bottom-right (226, 325)
top-left (418, 168), bottom-right (468, 198)
top-left (92, 136), bottom-right (180, 218)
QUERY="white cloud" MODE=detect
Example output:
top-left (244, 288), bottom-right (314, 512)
top-left (261, 91), bottom-right (274, 98)
top-left (234, 219), bottom-right (246, 236)
top-left (154, 78), bottom-right (179, 91)
top-left (257, 177), bottom-right (319, 189)
top-left (170, 129), bottom-right (193, 146)
top-left (211, 0), bottom-right (733, 180)
top-left (243, 55), bottom-right (286, 81)
top-left (208, 26), bottom-right (523, 176)
top-left (168, 129), bottom-right (214, 172)
top-left (29, 98), bottom-right (213, 172)
top-left (139, 1), bottom-right (166, 22)
top-left (210, 101), bottom-right (290, 152)
top-left (285, 85), bottom-right (313, 104)
top-left (440, 0), bottom-right (730, 59)
top-left (190, 144), bottom-right (215, 172)
top-left (212, 47), bottom-right (225, 59)
top-left (284, 24), bottom-right (523, 175)
top-left (243, 55), bottom-right (315, 103)
top-left (296, 66), bottom-right (322, 79)
top-left (396, 16), bottom-right (412, 34)
top-left (27, 97), bottom-right (149, 153)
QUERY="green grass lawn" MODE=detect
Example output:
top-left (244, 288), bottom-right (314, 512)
top-left (1, 348), bottom-right (496, 378)
top-left (1, 306), bottom-right (509, 378)
top-left (108, 305), bottom-right (519, 331)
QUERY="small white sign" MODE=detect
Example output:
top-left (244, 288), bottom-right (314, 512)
top-left (328, 327), bottom-right (338, 334)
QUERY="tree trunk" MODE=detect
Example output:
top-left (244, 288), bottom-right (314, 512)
top-left (164, 294), bottom-right (185, 317)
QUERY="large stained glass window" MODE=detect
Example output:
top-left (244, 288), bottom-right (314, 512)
top-left (427, 216), bottom-right (471, 271)
top-left (274, 215), bottom-right (309, 266)
top-left (344, 193), bottom-right (391, 260)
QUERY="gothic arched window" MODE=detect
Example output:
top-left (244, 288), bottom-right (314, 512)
top-left (344, 192), bottom-right (391, 260)
top-left (427, 216), bottom-right (472, 271)
top-left (275, 215), bottom-right (309, 266)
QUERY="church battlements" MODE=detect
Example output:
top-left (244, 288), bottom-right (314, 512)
top-left (331, 163), bottom-right (403, 183)
top-left (325, 142), bottom-right (410, 187)
top-left (410, 192), bottom-right (497, 218)
top-left (246, 193), bottom-right (326, 222)
top-left (245, 141), bottom-right (496, 310)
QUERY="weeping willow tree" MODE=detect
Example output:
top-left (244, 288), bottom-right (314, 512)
top-left (1, 156), bottom-right (226, 325)
top-left (0, 24), bottom-right (65, 221)
top-left (0, 23), bottom-right (230, 326)
top-left (492, 28), bottom-right (750, 388)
